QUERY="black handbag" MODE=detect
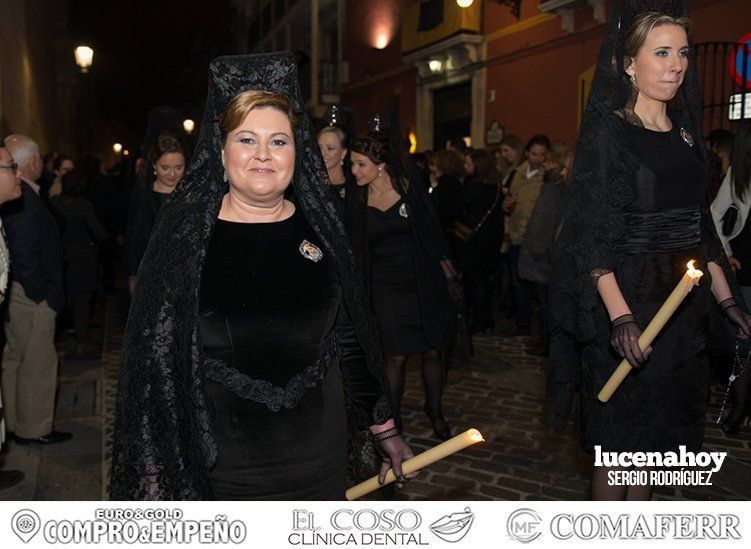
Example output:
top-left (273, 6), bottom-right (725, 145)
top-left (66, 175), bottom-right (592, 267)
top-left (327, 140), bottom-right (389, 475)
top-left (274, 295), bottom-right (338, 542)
top-left (722, 204), bottom-right (739, 237)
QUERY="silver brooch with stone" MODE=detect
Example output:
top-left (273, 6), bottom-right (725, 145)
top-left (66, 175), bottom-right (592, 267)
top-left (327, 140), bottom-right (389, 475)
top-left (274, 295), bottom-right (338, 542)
top-left (680, 127), bottom-right (694, 147)
top-left (398, 203), bottom-right (409, 218)
top-left (299, 240), bottom-right (323, 262)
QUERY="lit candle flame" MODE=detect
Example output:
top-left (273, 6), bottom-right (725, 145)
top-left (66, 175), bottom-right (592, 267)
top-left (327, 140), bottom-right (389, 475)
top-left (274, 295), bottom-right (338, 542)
top-left (686, 260), bottom-right (703, 279)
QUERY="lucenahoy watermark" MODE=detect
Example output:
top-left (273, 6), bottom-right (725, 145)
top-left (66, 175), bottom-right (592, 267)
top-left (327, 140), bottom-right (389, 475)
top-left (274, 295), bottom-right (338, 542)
top-left (594, 445), bottom-right (727, 487)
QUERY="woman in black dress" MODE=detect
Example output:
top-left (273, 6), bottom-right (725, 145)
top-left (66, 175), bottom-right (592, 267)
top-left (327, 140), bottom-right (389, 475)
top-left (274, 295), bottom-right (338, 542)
top-left (123, 109), bottom-right (189, 296)
top-left (451, 149), bottom-right (504, 335)
top-left (348, 120), bottom-right (460, 441)
top-left (551, 1), bottom-right (751, 501)
top-left (110, 53), bottom-right (415, 500)
top-left (317, 105), bottom-right (356, 216)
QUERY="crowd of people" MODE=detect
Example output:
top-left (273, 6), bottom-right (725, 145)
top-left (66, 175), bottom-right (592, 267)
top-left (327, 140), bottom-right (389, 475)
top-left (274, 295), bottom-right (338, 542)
top-left (2, 0), bottom-right (751, 502)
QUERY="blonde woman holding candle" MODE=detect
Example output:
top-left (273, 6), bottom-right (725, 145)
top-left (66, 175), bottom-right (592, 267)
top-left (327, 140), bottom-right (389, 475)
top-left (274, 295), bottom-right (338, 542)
top-left (550, 1), bottom-right (751, 501)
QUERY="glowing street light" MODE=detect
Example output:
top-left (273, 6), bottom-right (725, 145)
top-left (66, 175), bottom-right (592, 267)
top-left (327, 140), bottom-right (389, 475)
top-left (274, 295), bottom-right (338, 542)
top-left (183, 119), bottom-right (195, 135)
top-left (113, 143), bottom-right (123, 154)
top-left (74, 46), bottom-right (94, 73)
top-left (457, 0), bottom-right (474, 7)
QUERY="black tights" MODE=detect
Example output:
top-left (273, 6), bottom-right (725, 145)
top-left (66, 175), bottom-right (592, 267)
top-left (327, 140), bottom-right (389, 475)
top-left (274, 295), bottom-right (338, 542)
top-left (383, 350), bottom-right (446, 417)
top-left (590, 466), bottom-right (653, 501)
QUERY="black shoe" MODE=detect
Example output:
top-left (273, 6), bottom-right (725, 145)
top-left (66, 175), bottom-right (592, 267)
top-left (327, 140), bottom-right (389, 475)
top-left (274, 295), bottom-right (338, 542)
top-left (469, 320), bottom-right (495, 336)
top-left (424, 405), bottom-right (452, 441)
top-left (14, 431), bottom-right (73, 445)
top-left (0, 470), bottom-right (24, 490)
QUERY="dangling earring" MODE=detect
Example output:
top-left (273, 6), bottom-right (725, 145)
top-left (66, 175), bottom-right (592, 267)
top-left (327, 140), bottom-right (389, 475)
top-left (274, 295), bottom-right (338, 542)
top-left (153, 169), bottom-right (157, 176)
top-left (629, 73), bottom-right (636, 87)
top-left (222, 169), bottom-right (228, 183)
top-left (377, 167), bottom-right (382, 178)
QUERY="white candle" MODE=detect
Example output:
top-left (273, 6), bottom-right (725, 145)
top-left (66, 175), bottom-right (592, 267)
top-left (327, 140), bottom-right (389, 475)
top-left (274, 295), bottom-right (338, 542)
top-left (346, 428), bottom-right (484, 501)
top-left (598, 260), bottom-right (703, 403)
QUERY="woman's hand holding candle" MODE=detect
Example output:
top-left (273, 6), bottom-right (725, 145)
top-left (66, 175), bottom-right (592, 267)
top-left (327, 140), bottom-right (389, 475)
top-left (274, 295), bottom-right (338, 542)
top-left (347, 429), bottom-right (484, 501)
top-left (598, 261), bottom-right (703, 403)
top-left (377, 436), bottom-right (418, 488)
top-left (610, 314), bottom-right (653, 368)
top-left (369, 420), bottom-right (417, 489)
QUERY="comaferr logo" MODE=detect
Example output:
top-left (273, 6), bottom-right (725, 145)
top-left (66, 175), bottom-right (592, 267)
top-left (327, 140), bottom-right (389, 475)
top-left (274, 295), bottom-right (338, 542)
top-left (550, 514), bottom-right (741, 540)
top-left (507, 508), bottom-right (543, 544)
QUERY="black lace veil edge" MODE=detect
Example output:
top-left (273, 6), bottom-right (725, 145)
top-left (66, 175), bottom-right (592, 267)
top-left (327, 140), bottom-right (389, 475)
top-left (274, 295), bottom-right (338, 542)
top-left (109, 53), bottom-right (394, 500)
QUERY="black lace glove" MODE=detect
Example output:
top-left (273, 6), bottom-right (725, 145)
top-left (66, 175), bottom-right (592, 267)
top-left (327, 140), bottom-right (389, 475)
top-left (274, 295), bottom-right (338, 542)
top-left (373, 428), bottom-right (419, 488)
top-left (719, 298), bottom-right (751, 339)
top-left (610, 314), bottom-right (652, 368)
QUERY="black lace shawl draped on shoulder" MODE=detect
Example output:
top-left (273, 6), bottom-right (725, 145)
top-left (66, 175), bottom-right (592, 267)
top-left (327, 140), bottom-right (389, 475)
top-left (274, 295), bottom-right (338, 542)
top-left (549, 0), bottom-right (741, 423)
top-left (109, 53), bottom-right (393, 500)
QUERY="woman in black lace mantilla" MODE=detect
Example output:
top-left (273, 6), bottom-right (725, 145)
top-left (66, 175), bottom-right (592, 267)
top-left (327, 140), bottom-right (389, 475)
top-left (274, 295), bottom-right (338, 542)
top-left (109, 53), bottom-right (416, 500)
top-left (550, 0), bottom-right (751, 500)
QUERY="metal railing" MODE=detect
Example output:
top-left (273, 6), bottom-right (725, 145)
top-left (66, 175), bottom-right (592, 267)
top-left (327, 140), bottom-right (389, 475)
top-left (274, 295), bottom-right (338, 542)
top-left (695, 41), bottom-right (750, 134)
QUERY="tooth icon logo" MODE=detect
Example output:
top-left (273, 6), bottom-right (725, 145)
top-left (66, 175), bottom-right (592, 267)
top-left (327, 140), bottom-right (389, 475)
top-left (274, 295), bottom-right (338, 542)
top-left (11, 509), bottom-right (41, 543)
top-left (430, 507), bottom-right (475, 543)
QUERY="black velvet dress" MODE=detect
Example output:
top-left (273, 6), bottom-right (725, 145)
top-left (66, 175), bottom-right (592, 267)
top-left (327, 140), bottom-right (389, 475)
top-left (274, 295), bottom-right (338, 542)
top-left (368, 199), bottom-right (431, 356)
top-left (199, 208), bottom-right (381, 500)
top-left (581, 122), bottom-right (714, 454)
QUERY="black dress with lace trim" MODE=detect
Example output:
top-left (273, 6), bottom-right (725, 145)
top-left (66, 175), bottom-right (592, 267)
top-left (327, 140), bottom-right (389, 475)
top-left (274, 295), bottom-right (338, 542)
top-left (580, 120), bottom-right (715, 453)
top-left (199, 209), bottom-right (383, 499)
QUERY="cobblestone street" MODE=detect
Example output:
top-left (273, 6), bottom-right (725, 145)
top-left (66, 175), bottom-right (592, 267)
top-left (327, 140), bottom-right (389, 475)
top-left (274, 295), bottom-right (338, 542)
top-left (2, 299), bottom-right (750, 501)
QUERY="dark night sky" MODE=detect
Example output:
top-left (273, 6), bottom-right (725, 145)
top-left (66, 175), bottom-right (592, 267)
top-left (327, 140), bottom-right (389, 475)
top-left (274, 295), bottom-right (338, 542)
top-left (69, 0), bottom-right (236, 144)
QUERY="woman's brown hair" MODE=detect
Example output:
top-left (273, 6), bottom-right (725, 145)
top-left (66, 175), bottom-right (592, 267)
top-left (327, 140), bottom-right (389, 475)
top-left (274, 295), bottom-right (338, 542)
top-left (148, 134), bottom-right (187, 165)
top-left (430, 149), bottom-right (465, 179)
top-left (624, 12), bottom-right (692, 64)
top-left (219, 90), bottom-right (298, 144)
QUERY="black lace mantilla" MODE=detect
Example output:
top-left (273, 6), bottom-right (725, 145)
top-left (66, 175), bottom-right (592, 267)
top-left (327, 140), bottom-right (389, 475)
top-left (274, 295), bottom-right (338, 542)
top-left (203, 335), bottom-right (340, 412)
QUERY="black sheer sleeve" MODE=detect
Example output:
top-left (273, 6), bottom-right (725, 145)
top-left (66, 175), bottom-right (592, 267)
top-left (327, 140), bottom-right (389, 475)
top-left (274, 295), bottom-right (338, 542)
top-left (335, 305), bottom-right (393, 429)
top-left (552, 115), bottom-right (635, 342)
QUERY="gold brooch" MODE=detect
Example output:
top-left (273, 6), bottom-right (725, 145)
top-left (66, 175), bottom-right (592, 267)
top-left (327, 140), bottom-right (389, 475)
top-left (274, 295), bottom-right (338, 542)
top-left (680, 127), bottom-right (694, 147)
top-left (299, 240), bottom-right (323, 262)
top-left (399, 203), bottom-right (409, 218)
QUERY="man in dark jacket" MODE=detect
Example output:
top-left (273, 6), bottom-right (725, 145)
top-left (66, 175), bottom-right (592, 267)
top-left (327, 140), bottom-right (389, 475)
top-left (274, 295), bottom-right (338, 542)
top-left (1, 134), bottom-right (70, 445)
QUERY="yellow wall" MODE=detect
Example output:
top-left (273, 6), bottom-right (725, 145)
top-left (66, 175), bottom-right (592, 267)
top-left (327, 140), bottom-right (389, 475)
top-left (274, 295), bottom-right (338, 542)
top-left (401, 0), bottom-right (481, 54)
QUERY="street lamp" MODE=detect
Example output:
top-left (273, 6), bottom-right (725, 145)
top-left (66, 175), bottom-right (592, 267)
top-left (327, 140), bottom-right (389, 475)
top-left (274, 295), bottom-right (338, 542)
top-left (456, 0), bottom-right (474, 7)
top-left (113, 143), bottom-right (123, 154)
top-left (183, 119), bottom-right (195, 135)
top-left (74, 46), bottom-right (94, 73)
top-left (428, 58), bottom-right (444, 74)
